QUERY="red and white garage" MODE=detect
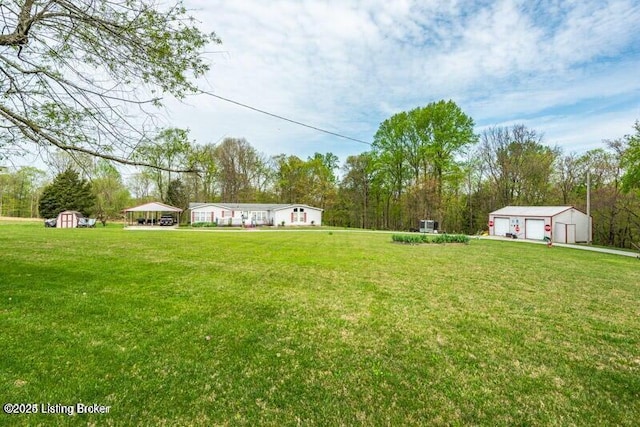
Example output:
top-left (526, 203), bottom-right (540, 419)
top-left (488, 206), bottom-right (591, 243)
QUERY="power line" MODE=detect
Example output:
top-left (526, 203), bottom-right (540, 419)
top-left (198, 90), bottom-right (371, 146)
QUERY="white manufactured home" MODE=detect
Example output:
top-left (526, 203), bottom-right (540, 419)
top-left (489, 206), bottom-right (591, 243)
top-left (189, 203), bottom-right (323, 227)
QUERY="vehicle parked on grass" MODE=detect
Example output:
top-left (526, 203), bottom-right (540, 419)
top-left (77, 218), bottom-right (97, 228)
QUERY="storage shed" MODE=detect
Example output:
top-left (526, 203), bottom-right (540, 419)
top-left (488, 206), bottom-right (591, 243)
top-left (56, 210), bottom-right (84, 228)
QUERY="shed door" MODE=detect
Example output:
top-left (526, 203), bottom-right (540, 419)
top-left (494, 217), bottom-right (509, 236)
top-left (525, 219), bottom-right (545, 240)
top-left (555, 223), bottom-right (567, 243)
top-left (60, 213), bottom-right (73, 228)
top-left (567, 224), bottom-right (576, 244)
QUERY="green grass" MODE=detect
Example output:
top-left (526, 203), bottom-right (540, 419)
top-left (1, 222), bottom-right (639, 426)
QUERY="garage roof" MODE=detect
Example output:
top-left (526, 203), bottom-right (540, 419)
top-left (490, 206), bottom-right (576, 217)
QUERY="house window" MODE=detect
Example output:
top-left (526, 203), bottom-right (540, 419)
top-left (252, 211), bottom-right (267, 222)
top-left (193, 211), bottom-right (208, 223)
top-left (291, 208), bottom-right (305, 222)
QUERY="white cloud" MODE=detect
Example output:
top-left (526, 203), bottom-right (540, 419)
top-left (161, 0), bottom-right (640, 163)
top-left (7, 0), bottom-right (637, 174)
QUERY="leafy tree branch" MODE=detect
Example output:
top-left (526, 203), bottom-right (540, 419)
top-left (0, 0), bottom-right (220, 170)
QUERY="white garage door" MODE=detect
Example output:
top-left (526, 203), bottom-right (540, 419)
top-left (525, 219), bottom-right (545, 240)
top-left (494, 217), bottom-right (510, 236)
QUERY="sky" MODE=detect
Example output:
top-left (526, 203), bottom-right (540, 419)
top-left (155, 0), bottom-right (640, 166)
top-left (4, 0), bottom-right (639, 174)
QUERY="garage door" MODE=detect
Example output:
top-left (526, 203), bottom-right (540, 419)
top-left (525, 219), bottom-right (545, 240)
top-left (494, 217), bottom-right (510, 236)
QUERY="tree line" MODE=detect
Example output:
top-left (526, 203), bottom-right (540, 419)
top-left (2, 101), bottom-right (639, 248)
top-left (3, 3), bottom-right (638, 248)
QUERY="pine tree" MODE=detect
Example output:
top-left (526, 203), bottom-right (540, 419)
top-left (39, 169), bottom-right (96, 218)
top-left (166, 179), bottom-right (189, 211)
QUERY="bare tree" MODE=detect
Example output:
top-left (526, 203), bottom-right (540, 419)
top-left (133, 128), bottom-right (193, 201)
top-left (554, 152), bottom-right (583, 205)
top-left (215, 138), bottom-right (268, 202)
top-left (0, 1), bottom-right (219, 170)
top-left (480, 125), bottom-right (558, 207)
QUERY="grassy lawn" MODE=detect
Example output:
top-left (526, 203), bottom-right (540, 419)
top-left (1, 222), bottom-right (639, 426)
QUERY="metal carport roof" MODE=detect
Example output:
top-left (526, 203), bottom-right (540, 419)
top-left (124, 202), bottom-right (183, 213)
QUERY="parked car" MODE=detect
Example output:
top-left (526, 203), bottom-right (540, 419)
top-left (77, 218), bottom-right (97, 228)
top-left (159, 215), bottom-right (174, 226)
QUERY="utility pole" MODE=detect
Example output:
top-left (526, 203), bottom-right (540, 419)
top-left (587, 170), bottom-right (591, 245)
top-left (0, 166), bottom-right (7, 217)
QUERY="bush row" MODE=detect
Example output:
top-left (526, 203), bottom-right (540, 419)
top-left (191, 222), bottom-right (218, 228)
top-left (392, 233), bottom-right (470, 244)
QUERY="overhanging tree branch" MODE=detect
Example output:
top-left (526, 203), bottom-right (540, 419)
top-left (0, 104), bottom-right (197, 172)
top-left (0, 0), bottom-right (36, 46)
top-left (0, 0), bottom-right (220, 171)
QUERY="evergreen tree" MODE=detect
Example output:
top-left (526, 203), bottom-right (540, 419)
top-left (39, 169), bottom-right (95, 218)
top-left (166, 179), bottom-right (189, 211)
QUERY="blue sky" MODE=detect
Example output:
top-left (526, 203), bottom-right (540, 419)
top-left (158, 0), bottom-right (640, 165)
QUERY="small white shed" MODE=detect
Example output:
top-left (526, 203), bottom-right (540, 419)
top-left (56, 210), bottom-right (84, 228)
top-left (489, 206), bottom-right (591, 243)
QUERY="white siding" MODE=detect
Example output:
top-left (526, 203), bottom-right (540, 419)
top-left (191, 203), bottom-right (323, 227)
top-left (306, 208), bottom-right (322, 226)
top-left (489, 206), bottom-right (591, 243)
top-left (274, 206), bottom-right (322, 226)
top-left (554, 208), bottom-right (590, 243)
top-left (273, 210), bottom-right (288, 226)
top-left (191, 206), bottom-right (221, 224)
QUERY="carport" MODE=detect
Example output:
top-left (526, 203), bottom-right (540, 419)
top-left (123, 202), bottom-right (182, 226)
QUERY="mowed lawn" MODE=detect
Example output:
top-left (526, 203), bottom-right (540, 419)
top-left (1, 222), bottom-right (639, 426)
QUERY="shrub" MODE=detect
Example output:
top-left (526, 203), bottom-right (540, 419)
top-left (432, 234), bottom-right (470, 244)
top-left (191, 222), bottom-right (217, 228)
top-left (392, 234), bottom-right (428, 244)
top-left (392, 233), bottom-right (469, 245)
